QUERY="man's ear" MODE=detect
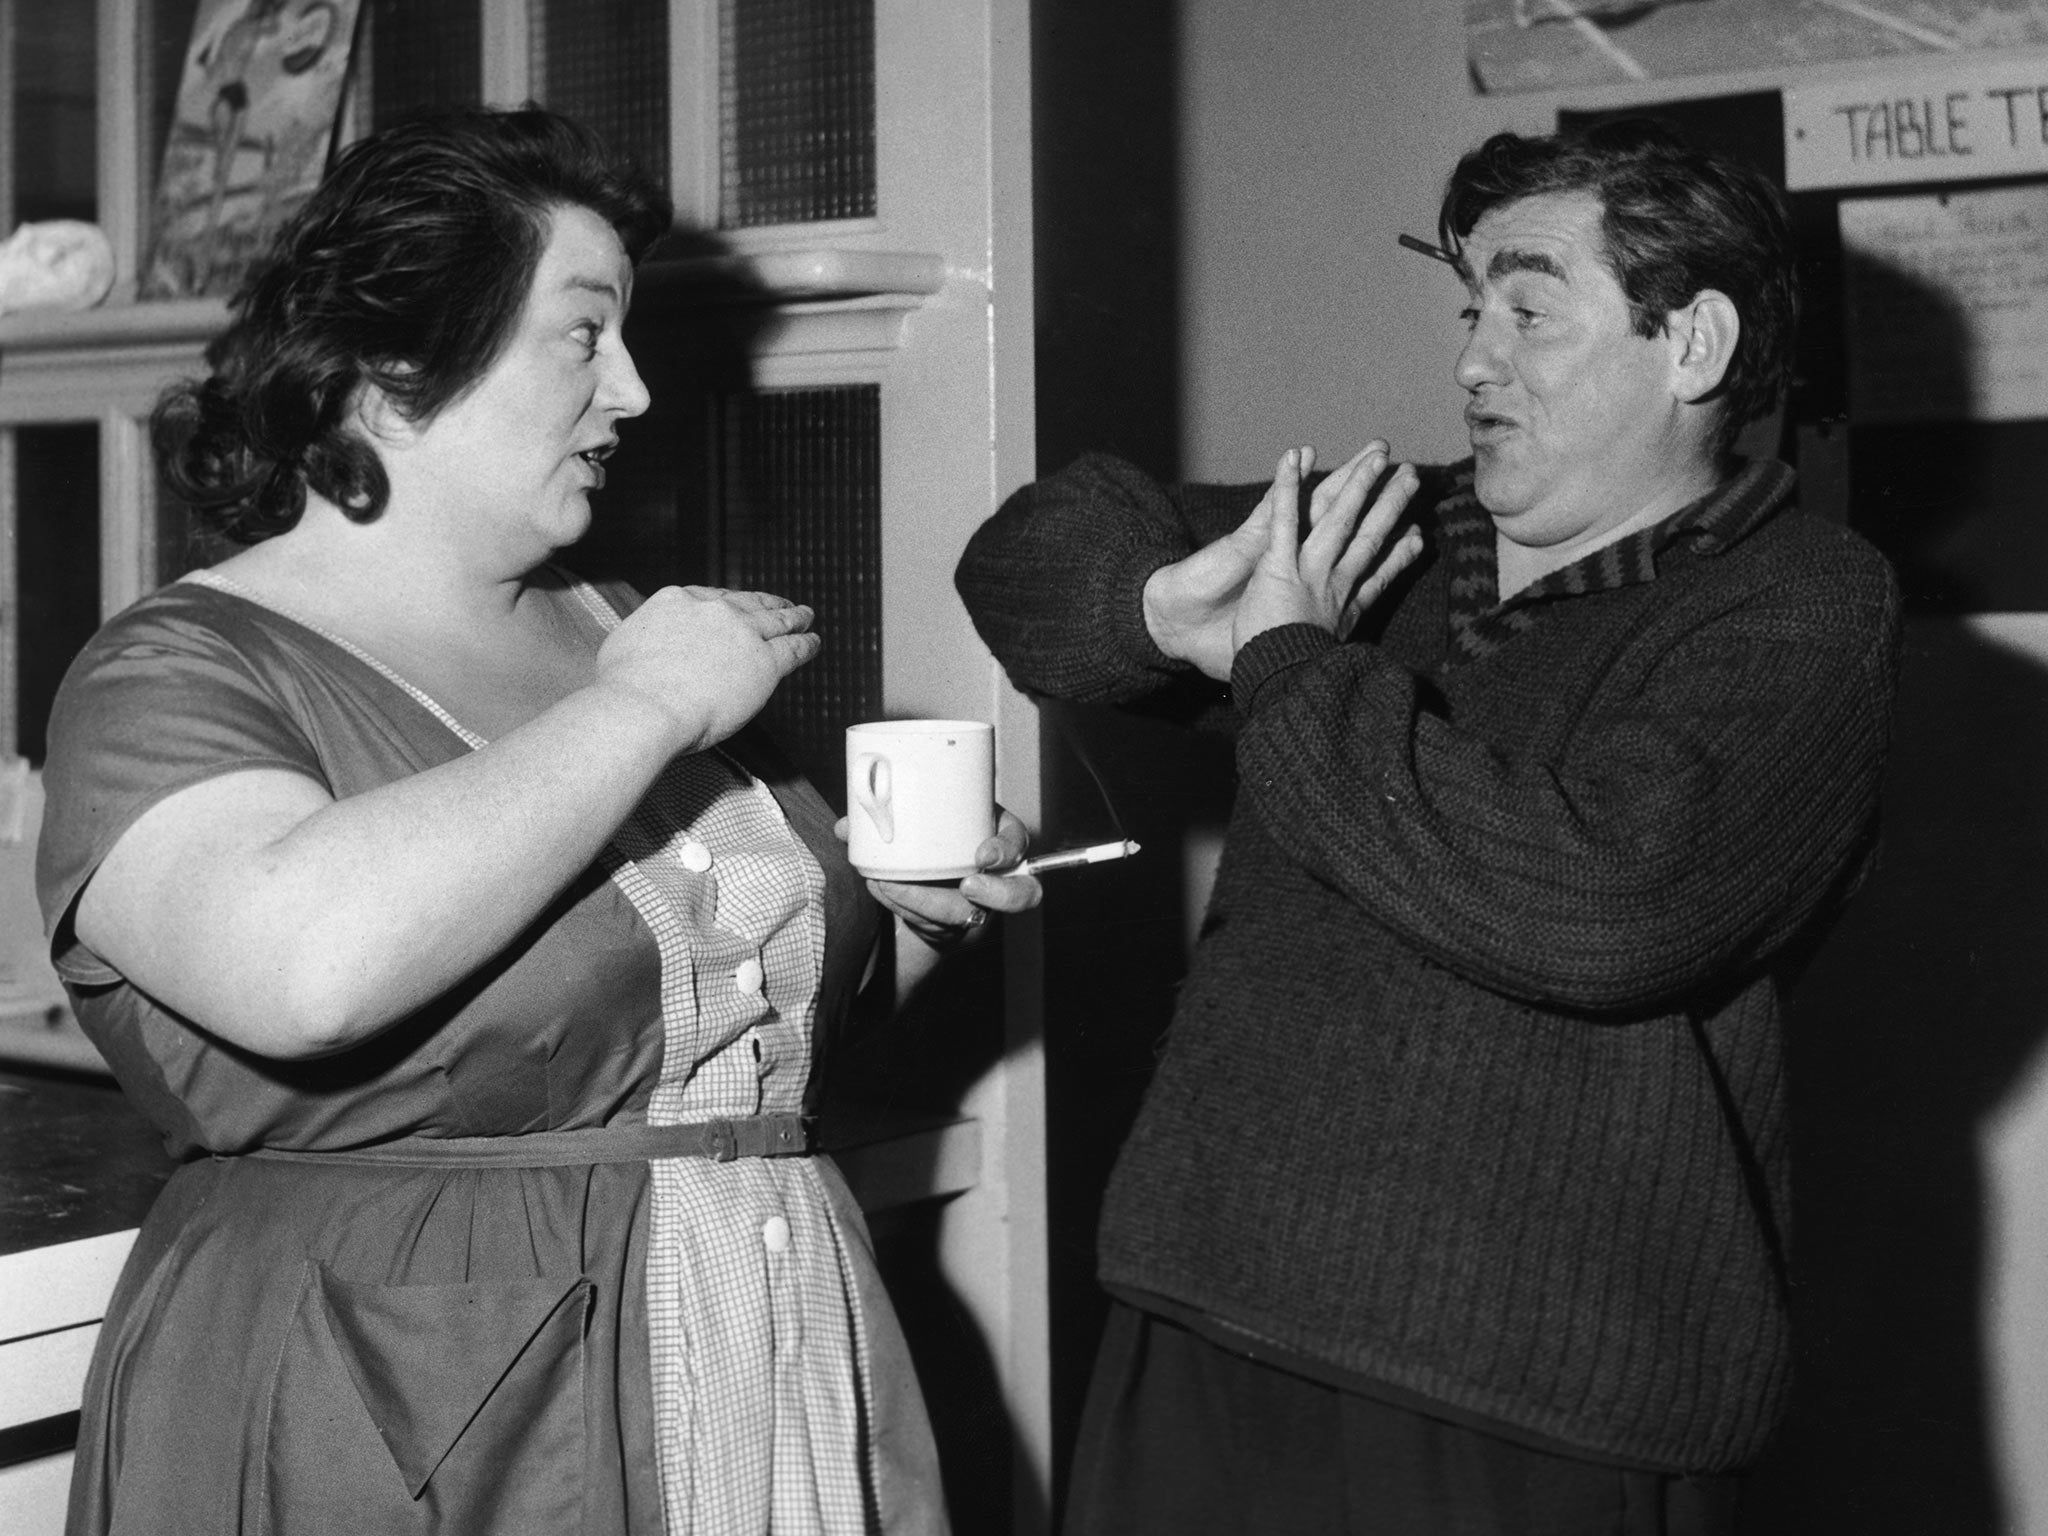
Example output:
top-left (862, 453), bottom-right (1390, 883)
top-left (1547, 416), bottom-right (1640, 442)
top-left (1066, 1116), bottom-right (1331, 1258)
top-left (1667, 289), bottom-right (1739, 405)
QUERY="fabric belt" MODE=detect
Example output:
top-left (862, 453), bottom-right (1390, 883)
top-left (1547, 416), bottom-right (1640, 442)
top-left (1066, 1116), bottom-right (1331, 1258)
top-left (239, 1112), bottom-right (815, 1168)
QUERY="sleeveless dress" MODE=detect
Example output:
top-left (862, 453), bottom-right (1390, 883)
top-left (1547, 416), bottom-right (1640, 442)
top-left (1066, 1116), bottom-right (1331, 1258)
top-left (35, 573), bottom-right (945, 1536)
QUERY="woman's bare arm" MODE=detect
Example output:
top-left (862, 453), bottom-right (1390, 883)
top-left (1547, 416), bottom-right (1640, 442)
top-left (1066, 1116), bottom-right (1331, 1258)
top-left (75, 586), bottom-right (817, 1059)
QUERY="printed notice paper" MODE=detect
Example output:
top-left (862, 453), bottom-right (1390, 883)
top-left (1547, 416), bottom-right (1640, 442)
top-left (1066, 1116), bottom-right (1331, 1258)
top-left (1840, 185), bottom-right (2048, 425)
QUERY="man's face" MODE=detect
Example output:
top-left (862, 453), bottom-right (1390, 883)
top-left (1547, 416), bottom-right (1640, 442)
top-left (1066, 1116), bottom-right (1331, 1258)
top-left (1454, 190), bottom-right (1691, 556)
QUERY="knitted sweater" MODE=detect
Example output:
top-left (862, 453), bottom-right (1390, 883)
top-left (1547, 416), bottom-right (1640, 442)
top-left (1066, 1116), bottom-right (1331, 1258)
top-left (954, 453), bottom-right (1901, 1473)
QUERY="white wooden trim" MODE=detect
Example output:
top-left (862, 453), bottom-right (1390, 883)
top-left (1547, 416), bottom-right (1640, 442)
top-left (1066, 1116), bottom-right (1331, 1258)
top-left (0, 297), bottom-right (230, 351)
top-left (863, 0), bottom-right (1047, 1523)
top-left (0, 428), bottom-right (15, 761)
top-left (720, 218), bottom-right (885, 251)
top-left (987, 0), bottom-right (1047, 1523)
top-left (643, 245), bottom-right (944, 299)
top-left (0, 341), bottom-right (208, 423)
top-left (480, 0), bottom-right (532, 106)
top-left (0, 1453), bottom-right (72, 1535)
top-left (100, 409), bottom-right (150, 617)
top-left (752, 295), bottom-right (931, 364)
top-left (0, 1230), bottom-right (135, 1340)
top-left (96, 0), bottom-right (143, 304)
top-left (667, 0), bottom-right (718, 228)
top-left (0, 1324), bottom-right (99, 1427)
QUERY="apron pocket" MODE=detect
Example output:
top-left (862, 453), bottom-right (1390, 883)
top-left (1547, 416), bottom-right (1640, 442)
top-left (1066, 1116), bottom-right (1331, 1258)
top-left (262, 1261), bottom-right (593, 1533)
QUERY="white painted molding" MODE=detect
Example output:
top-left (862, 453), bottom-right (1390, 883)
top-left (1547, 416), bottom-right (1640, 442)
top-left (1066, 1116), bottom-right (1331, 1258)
top-left (0, 1230), bottom-right (135, 1341)
top-left (0, 298), bottom-right (229, 353)
top-left (0, 1452), bottom-right (71, 1534)
top-left (644, 246), bottom-right (946, 300)
top-left (0, 338), bottom-right (209, 423)
top-left (0, 1324), bottom-right (99, 1426)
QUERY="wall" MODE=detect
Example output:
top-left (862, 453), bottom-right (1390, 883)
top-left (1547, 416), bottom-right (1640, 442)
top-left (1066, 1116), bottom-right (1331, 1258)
top-left (1164, 1), bottom-right (2048, 1529)
top-left (1177, 2), bottom-right (1525, 477)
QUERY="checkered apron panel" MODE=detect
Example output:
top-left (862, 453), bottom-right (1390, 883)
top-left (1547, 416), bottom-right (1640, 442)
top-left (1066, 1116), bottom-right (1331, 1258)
top-left (607, 751), bottom-right (876, 1536)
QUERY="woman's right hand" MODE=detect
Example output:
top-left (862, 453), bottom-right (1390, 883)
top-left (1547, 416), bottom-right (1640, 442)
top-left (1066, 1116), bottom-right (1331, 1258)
top-left (596, 584), bottom-right (821, 750)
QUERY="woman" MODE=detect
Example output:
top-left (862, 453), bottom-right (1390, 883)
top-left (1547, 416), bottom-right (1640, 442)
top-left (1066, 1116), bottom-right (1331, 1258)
top-left (37, 106), bottom-right (1035, 1534)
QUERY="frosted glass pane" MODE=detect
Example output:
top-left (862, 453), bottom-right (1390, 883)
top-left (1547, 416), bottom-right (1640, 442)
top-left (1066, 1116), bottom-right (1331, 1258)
top-left (531, 0), bottom-right (668, 189)
top-left (720, 385), bottom-right (881, 803)
top-left (9, 3), bottom-right (96, 225)
top-left (367, 0), bottom-right (481, 130)
top-left (12, 426), bottom-right (101, 767)
top-left (719, 0), bottom-right (875, 228)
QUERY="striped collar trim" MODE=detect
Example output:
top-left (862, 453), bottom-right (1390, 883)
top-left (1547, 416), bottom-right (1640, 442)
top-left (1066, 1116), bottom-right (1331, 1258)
top-left (1438, 457), bottom-right (1795, 664)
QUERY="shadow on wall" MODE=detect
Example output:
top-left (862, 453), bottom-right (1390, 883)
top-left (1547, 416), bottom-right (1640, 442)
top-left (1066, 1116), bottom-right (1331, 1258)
top-left (1030, 0), bottom-right (1188, 1520)
top-left (1034, 695), bottom-right (1234, 1501)
top-left (1751, 618), bottom-right (2048, 1535)
top-left (825, 929), bottom-right (1049, 1536)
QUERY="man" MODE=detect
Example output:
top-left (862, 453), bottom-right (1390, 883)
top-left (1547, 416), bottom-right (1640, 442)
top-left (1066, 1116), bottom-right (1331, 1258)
top-left (955, 121), bottom-right (1900, 1533)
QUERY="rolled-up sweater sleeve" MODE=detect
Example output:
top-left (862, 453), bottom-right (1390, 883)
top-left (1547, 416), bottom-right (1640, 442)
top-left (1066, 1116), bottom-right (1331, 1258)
top-left (954, 452), bottom-right (1266, 705)
top-left (1231, 556), bottom-right (1901, 1016)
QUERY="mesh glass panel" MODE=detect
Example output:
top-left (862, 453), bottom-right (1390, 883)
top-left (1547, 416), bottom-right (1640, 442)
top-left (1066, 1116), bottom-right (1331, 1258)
top-left (719, 0), bottom-right (875, 228)
top-left (9, 3), bottom-right (96, 225)
top-left (720, 385), bottom-right (881, 807)
top-left (13, 425), bottom-right (101, 766)
top-left (368, 0), bottom-right (481, 130)
top-left (531, 0), bottom-right (669, 190)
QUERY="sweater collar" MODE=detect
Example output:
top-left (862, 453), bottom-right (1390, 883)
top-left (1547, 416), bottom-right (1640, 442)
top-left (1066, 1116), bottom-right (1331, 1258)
top-left (1437, 457), bottom-right (1797, 665)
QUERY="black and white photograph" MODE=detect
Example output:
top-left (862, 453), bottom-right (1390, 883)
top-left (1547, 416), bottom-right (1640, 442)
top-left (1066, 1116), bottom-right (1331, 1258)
top-left (4, 4), bottom-right (2048, 1535)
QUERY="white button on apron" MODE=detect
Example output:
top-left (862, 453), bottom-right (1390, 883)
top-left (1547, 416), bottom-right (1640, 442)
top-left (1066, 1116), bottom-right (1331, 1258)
top-left (678, 840), bottom-right (713, 873)
top-left (733, 957), bottom-right (765, 996)
top-left (762, 1215), bottom-right (791, 1254)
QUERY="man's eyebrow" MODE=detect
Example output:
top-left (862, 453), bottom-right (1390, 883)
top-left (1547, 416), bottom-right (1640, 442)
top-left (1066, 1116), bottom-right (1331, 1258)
top-left (1484, 248), bottom-right (1567, 283)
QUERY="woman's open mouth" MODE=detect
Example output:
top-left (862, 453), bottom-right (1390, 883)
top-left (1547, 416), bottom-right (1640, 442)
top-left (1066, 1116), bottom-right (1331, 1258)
top-left (576, 442), bottom-right (615, 486)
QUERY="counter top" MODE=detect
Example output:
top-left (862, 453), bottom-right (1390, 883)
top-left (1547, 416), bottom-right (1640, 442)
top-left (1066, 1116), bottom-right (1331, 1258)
top-left (0, 1068), bottom-right (171, 1265)
top-left (0, 1070), bottom-right (171, 1528)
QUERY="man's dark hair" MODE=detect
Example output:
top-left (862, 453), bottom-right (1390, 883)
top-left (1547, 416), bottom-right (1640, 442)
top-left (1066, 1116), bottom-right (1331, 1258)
top-left (1438, 118), bottom-right (1797, 447)
top-left (153, 105), bottom-right (673, 542)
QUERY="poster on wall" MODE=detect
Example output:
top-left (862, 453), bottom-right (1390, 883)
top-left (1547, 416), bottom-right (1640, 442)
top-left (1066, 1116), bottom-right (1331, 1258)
top-left (140, 0), bottom-right (363, 301)
top-left (1469, 0), bottom-right (2048, 97)
top-left (1841, 184), bottom-right (2048, 425)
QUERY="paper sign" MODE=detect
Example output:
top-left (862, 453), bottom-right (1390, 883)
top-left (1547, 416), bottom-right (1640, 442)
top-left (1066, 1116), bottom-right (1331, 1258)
top-left (1788, 62), bottom-right (2048, 189)
top-left (1840, 185), bottom-right (2048, 424)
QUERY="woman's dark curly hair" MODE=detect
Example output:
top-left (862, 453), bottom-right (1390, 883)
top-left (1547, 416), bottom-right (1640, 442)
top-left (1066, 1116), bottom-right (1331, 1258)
top-left (153, 106), bottom-right (672, 543)
top-left (1439, 118), bottom-right (1797, 449)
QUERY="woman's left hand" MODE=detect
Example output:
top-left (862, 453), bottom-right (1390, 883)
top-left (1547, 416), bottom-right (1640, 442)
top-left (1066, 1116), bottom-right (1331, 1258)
top-left (838, 807), bottom-right (1042, 944)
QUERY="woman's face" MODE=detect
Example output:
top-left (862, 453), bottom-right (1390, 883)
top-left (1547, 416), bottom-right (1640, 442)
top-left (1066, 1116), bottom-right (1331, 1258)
top-left (403, 202), bottom-right (650, 563)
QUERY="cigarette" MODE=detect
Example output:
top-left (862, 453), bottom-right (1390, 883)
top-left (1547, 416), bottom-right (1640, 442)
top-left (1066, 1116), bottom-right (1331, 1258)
top-left (1015, 839), bottom-right (1141, 876)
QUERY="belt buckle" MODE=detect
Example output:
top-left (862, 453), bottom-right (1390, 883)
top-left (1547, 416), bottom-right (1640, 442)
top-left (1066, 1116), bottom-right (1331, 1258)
top-left (703, 1120), bottom-right (739, 1162)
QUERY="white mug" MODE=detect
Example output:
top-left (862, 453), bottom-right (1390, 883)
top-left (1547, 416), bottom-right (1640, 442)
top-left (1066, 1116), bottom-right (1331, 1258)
top-left (845, 719), bottom-right (996, 881)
